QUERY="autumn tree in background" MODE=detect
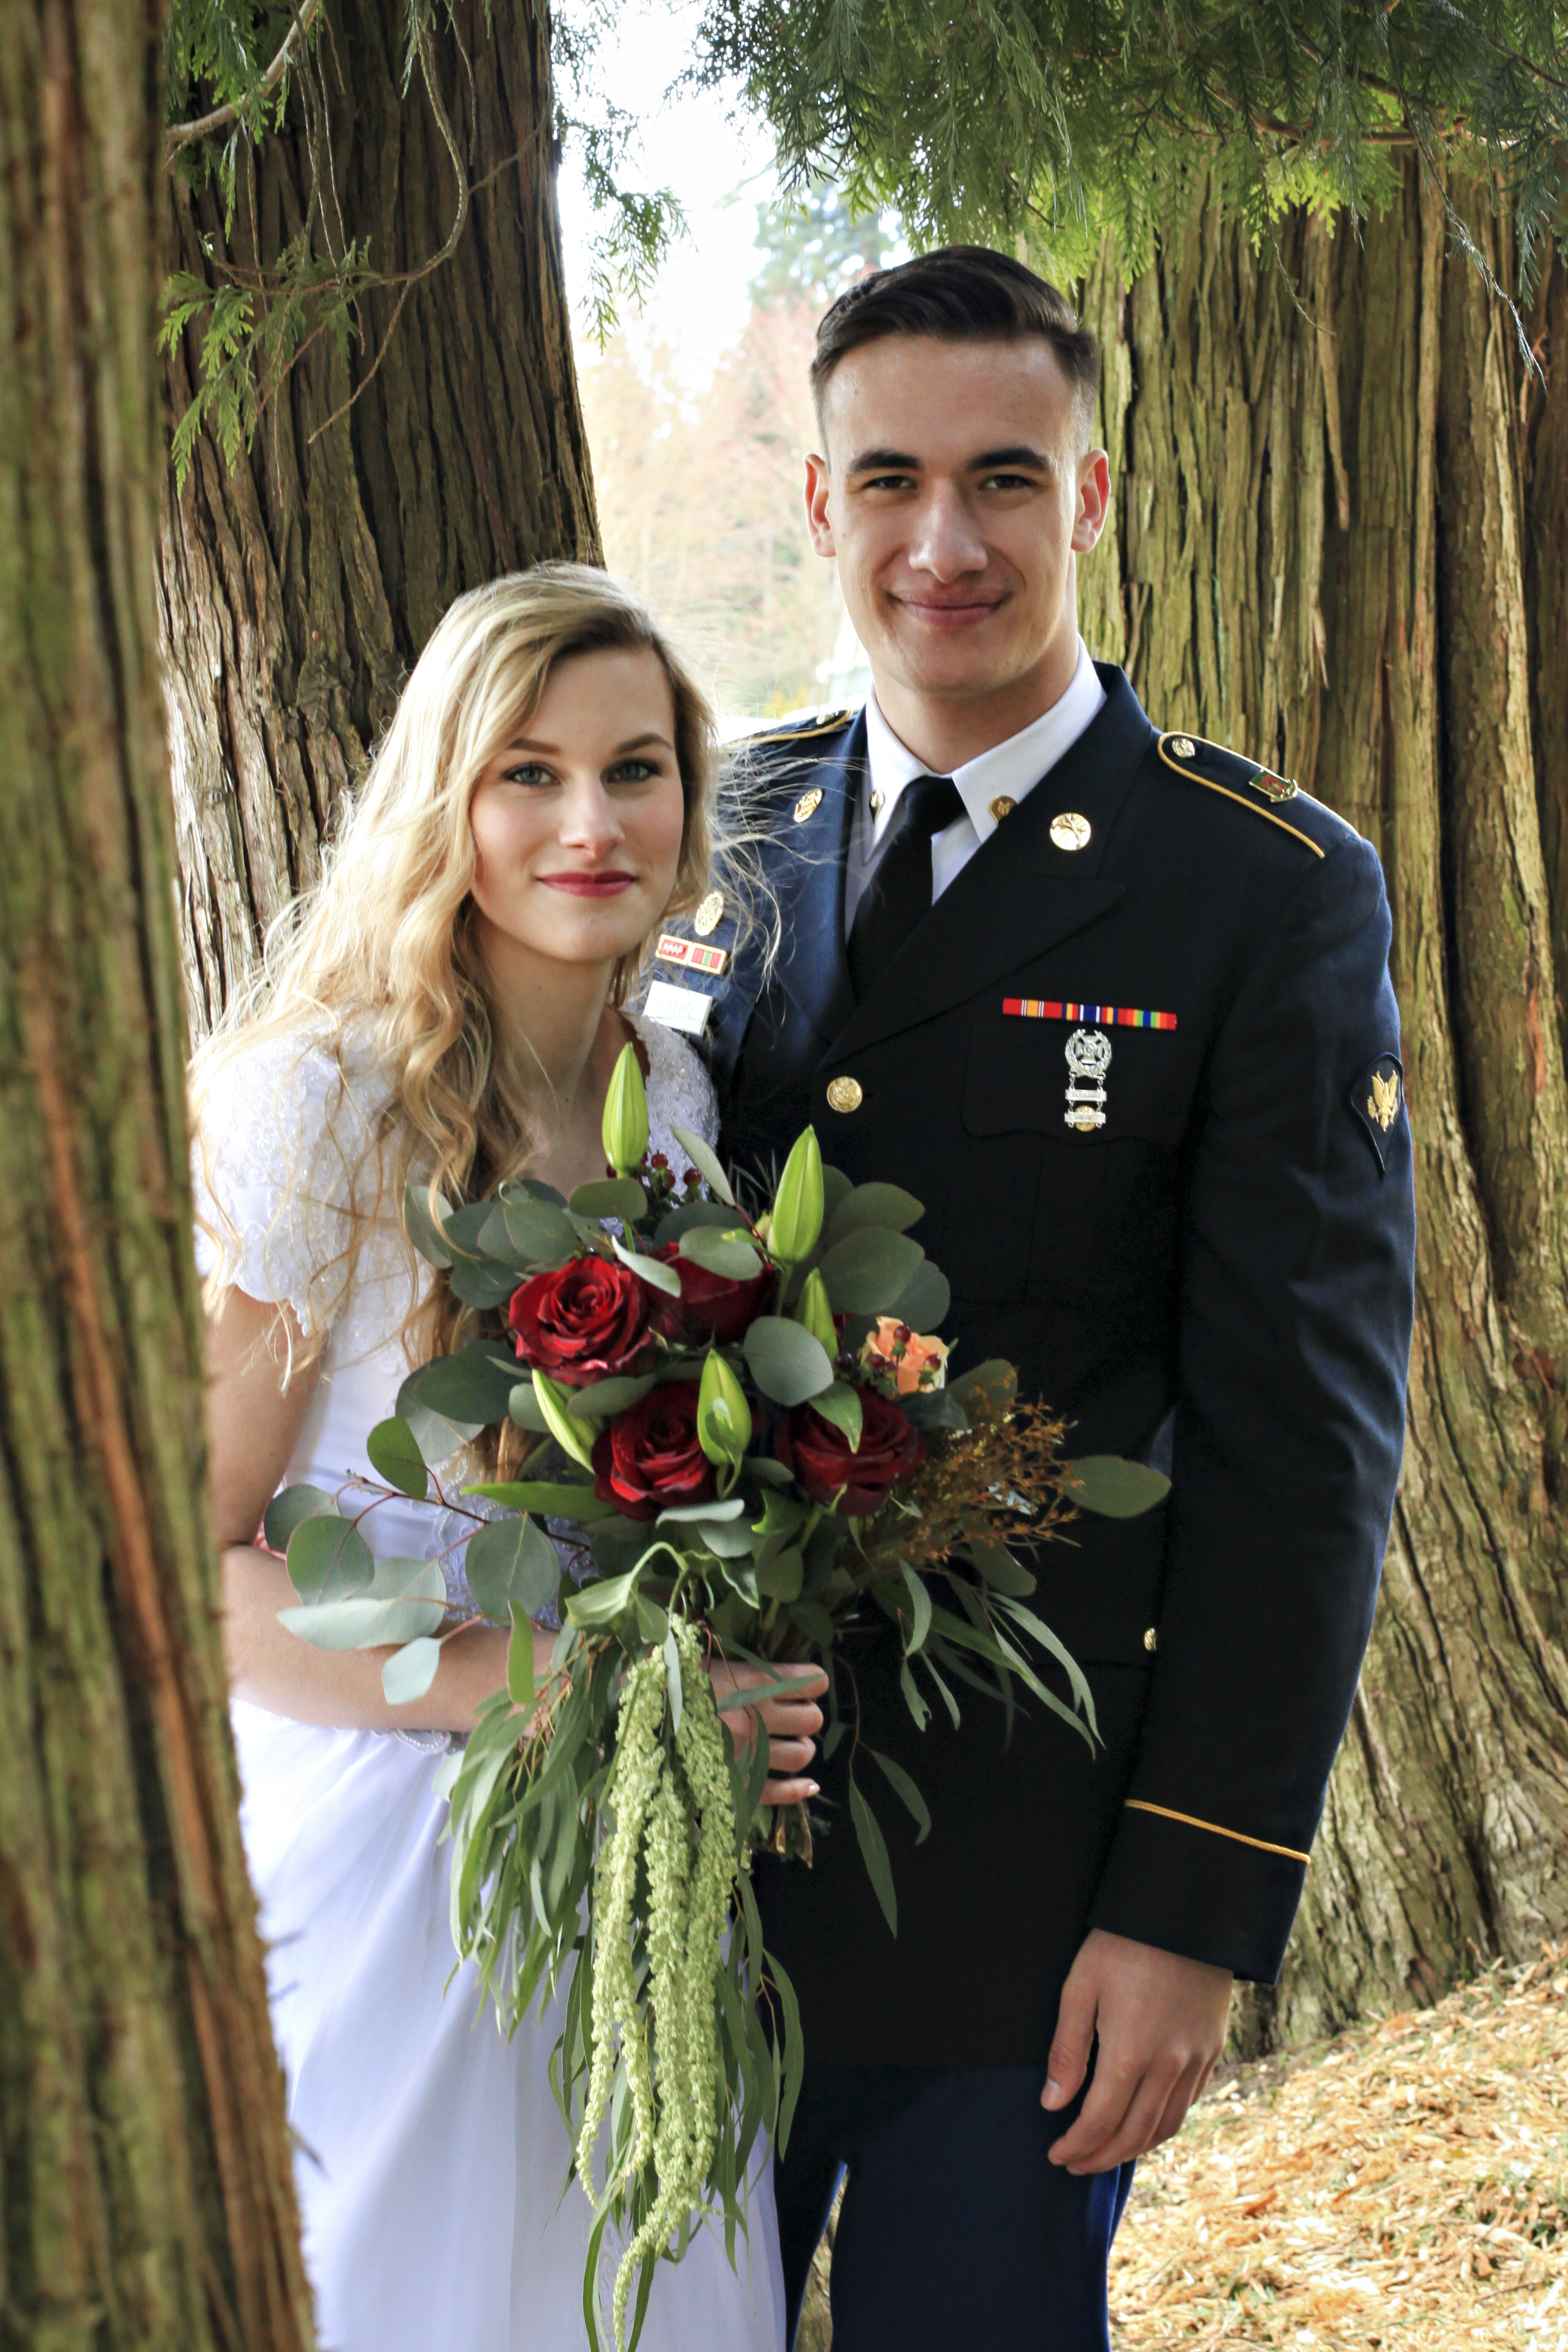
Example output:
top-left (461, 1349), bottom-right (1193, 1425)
top-left (0, 3), bottom-right (315, 2341)
top-left (702, 0), bottom-right (1568, 2048)
top-left (581, 188), bottom-right (895, 713)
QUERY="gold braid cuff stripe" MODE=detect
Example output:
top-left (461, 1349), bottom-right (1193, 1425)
top-left (1125, 1799), bottom-right (1310, 1865)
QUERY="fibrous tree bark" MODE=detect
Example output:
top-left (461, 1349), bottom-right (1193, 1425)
top-left (1079, 161), bottom-right (1568, 2048)
top-left (0, 2), bottom-right (315, 2343)
top-left (159, 0), bottom-right (600, 1030)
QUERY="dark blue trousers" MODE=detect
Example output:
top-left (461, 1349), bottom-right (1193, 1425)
top-left (773, 2064), bottom-right (1135, 2351)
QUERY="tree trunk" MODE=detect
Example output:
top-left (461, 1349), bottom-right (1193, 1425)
top-left (159, 0), bottom-right (600, 1031)
top-left (0, 5), bottom-right (315, 2344)
top-left (1080, 162), bottom-right (1568, 2050)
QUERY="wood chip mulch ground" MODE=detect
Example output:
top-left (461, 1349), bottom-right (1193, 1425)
top-left (1109, 1945), bottom-right (1568, 2351)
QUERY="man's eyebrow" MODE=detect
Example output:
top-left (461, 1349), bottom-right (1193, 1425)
top-left (846, 448), bottom-right (922, 476)
top-left (969, 445), bottom-right (1055, 472)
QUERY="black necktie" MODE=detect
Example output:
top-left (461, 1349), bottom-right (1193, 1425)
top-left (847, 774), bottom-right (965, 1000)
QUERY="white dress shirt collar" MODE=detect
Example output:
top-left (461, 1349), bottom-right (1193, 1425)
top-left (862, 637), bottom-right (1108, 849)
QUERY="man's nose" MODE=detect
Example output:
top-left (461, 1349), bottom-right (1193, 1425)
top-left (906, 485), bottom-right (987, 579)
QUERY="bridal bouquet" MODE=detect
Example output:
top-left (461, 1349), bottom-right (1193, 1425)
top-left (268, 1046), bottom-right (1166, 2350)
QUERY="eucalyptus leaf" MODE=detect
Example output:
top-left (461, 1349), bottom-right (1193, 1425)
top-left (486, 1196), bottom-right (578, 1265)
top-left (610, 1233), bottom-right (683, 1294)
top-left (888, 1257), bottom-right (950, 1333)
top-left (262, 1482), bottom-right (337, 1555)
top-left (565, 1569), bottom-right (641, 1629)
top-left (899, 1658), bottom-right (931, 1730)
top-left (808, 1381), bottom-right (865, 1453)
top-left (508, 1377), bottom-right (550, 1434)
top-left (637, 1593), bottom-right (671, 1645)
top-left (663, 1625), bottom-right (683, 1732)
top-left (657, 1498), bottom-right (746, 1525)
top-left (569, 1177), bottom-right (650, 1223)
top-left (464, 1478), bottom-right (615, 1520)
top-left (868, 1746), bottom-right (932, 1845)
top-left (381, 1635), bottom-right (442, 1706)
top-left (405, 1341), bottom-right (519, 1427)
top-left (670, 1124), bottom-right (735, 1208)
top-left (756, 1546), bottom-right (804, 1602)
top-left (900, 1387), bottom-right (969, 1431)
top-left (285, 1512), bottom-right (373, 1604)
top-left (816, 1227), bottom-right (925, 1315)
top-left (819, 1163), bottom-right (852, 1220)
top-left (403, 1182), bottom-right (456, 1268)
top-left (446, 1257), bottom-right (525, 1311)
top-left (654, 1197), bottom-right (741, 1243)
top-left (743, 1316), bottom-right (834, 1406)
top-left (825, 1182), bottom-right (925, 1246)
top-left (678, 1225), bottom-right (764, 1281)
top-left (721, 1558), bottom-right (760, 1608)
top-left (466, 1514), bottom-right (562, 1621)
top-left (789, 1596), bottom-right (836, 1647)
top-left (1065, 1455), bottom-right (1173, 1518)
top-left (848, 1771), bottom-right (897, 1936)
top-left (949, 1358), bottom-right (1017, 1411)
top-left (692, 1519), bottom-right (759, 1559)
top-left (365, 1415), bottom-right (428, 1499)
top-left (566, 1373), bottom-right (657, 1419)
top-left (279, 1559), bottom-right (445, 1649)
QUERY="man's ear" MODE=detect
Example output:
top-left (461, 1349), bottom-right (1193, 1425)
top-left (1072, 449), bottom-right (1112, 555)
top-left (804, 450), bottom-right (836, 557)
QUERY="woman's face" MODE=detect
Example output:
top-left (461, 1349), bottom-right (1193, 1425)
top-left (467, 646), bottom-right (687, 975)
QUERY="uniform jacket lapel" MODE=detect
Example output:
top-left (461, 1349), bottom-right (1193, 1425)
top-left (828, 667), bottom-right (1155, 1061)
top-left (771, 711), bottom-right (863, 1046)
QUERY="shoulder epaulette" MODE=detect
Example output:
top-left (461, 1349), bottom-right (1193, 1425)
top-left (733, 706), bottom-right (855, 751)
top-left (1155, 730), bottom-right (1325, 860)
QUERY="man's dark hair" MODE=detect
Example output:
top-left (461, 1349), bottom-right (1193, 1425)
top-left (810, 245), bottom-right (1100, 446)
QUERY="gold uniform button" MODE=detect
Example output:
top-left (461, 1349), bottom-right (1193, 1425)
top-left (1049, 811), bottom-right (1092, 852)
top-left (793, 787), bottom-right (824, 823)
top-left (1170, 735), bottom-right (1196, 759)
top-left (1143, 1626), bottom-right (1159, 1653)
top-left (693, 889), bottom-right (725, 936)
top-left (826, 1075), bottom-right (863, 1114)
top-left (989, 794), bottom-right (1017, 822)
top-left (870, 788), bottom-right (885, 814)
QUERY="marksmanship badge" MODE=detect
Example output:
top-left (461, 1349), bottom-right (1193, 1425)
top-left (1064, 1027), bottom-right (1112, 1132)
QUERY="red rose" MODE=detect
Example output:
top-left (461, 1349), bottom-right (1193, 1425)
top-left (774, 1387), bottom-right (927, 1517)
top-left (651, 1243), bottom-right (773, 1344)
top-left (508, 1257), bottom-right (652, 1387)
top-left (591, 1381), bottom-right (716, 1520)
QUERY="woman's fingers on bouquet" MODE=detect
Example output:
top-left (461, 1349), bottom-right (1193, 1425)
top-left (707, 1660), bottom-right (827, 1801)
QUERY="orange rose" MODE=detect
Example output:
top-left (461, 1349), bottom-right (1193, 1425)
top-left (859, 1316), bottom-right (950, 1396)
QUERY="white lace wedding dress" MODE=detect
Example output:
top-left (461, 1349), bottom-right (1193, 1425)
top-left (193, 1014), bottom-right (785, 2352)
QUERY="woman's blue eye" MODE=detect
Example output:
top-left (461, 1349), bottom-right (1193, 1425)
top-left (607, 759), bottom-right (659, 783)
top-left (502, 764), bottom-right (554, 787)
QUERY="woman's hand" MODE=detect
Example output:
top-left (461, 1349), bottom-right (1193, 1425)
top-left (708, 1658), bottom-right (828, 1805)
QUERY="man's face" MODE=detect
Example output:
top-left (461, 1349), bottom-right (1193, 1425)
top-left (806, 335), bottom-right (1109, 708)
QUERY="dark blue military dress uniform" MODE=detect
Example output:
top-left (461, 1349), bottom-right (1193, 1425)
top-left (640, 665), bottom-right (1416, 2351)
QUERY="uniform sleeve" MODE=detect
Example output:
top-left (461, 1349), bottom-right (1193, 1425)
top-left (191, 1032), bottom-right (374, 1339)
top-left (1086, 831), bottom-right (1415, 1980)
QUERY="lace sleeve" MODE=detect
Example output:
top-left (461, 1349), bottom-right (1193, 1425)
top-left (632, 1011), bottom-right (719, 1162)
top-left (190, 1031), bottom-right (382, 1338)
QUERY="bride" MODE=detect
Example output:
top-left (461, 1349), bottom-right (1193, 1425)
top-left (191, 566), bottom-right (824, 2351)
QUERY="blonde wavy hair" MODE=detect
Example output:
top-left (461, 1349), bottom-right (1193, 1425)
top-left (192, 563), bottom-right (749, 1382)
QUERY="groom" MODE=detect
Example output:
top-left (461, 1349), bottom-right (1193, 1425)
top-left (647, 247), bottom-right (1415, 2348)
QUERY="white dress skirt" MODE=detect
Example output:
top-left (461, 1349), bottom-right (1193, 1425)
top-left (197, 1017), bottom-right (786, 2352)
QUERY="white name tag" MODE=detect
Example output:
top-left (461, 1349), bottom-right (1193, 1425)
top-left (644, 979), bottom-right (714, 1036)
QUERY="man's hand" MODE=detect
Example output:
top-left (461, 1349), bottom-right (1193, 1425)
top-left (1042, 1928), bottom-right (1233, 2174)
